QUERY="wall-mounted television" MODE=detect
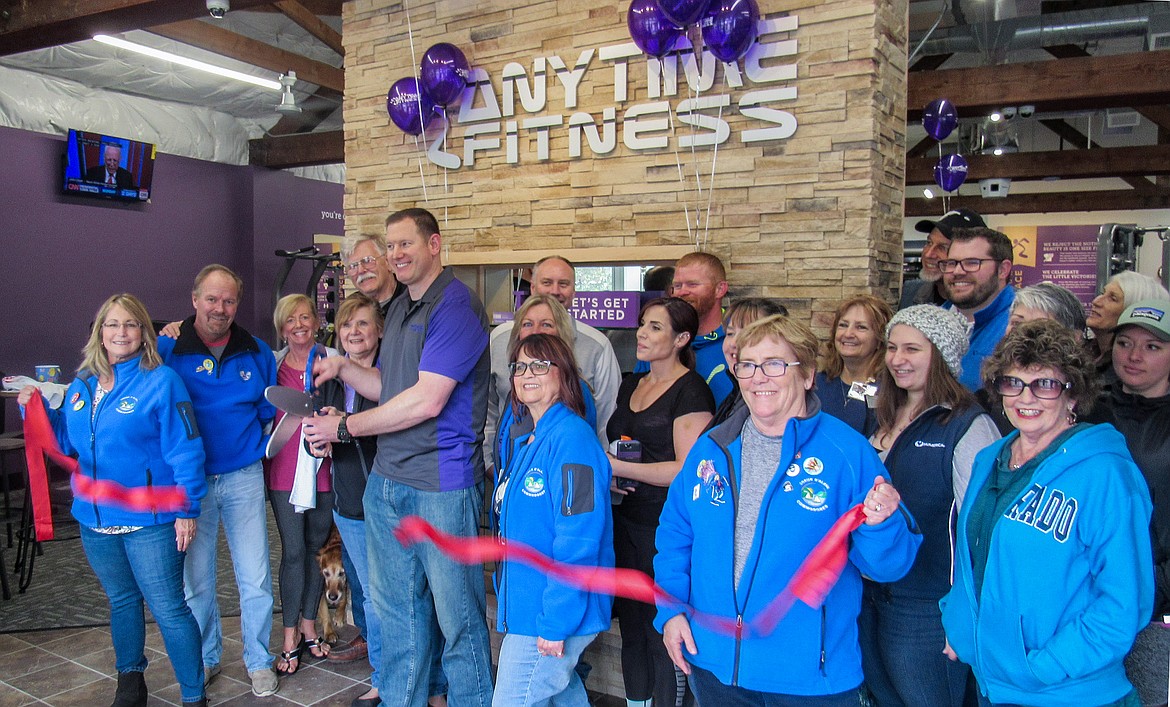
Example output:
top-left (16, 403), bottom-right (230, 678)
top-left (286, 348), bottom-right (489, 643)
top-left (62, 129), bottom-right (155, 202)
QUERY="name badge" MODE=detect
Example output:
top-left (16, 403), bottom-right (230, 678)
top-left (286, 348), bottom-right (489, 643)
top-left (848, 380), bottom-right (877, 402)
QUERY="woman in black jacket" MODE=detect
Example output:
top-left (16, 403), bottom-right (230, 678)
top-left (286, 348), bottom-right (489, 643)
top-left (1087, 299), bottom-right (1170, 707)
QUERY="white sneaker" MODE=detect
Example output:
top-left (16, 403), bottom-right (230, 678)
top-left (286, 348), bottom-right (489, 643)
top-left (250, 668), bottom-right (279, 697)
top-left (203, 665), bottom-right (221, 687)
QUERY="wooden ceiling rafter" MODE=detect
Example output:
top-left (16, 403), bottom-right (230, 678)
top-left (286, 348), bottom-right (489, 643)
top-left (249, 130), bottom-right (342, 167)
top-left (905, 189), bottom-right (1170, 216)
top-left (906, 143), bottom-right (1170, 184)
top-left (149, 18), bottom-right (343, 93)
top-left (0, 0), bottom-right (272, 56)
top-left (273, 0), bottom-right (342, 56)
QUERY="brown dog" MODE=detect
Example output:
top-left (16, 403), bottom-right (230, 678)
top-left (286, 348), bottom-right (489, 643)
top-left (317, 525), bottom-right (350, 644)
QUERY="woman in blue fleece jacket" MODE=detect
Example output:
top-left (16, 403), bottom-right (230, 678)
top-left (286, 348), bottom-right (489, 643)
top-left (492, 333), bottom-right (614, 706)
top-left (654, 315), bottom-right (922, 705)
top-left (941, 320), bottom-right (1153, 707)
top-left (20, 294), bottom-right (208, 707)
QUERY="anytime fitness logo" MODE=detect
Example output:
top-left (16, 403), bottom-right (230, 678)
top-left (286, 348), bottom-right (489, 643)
top-left (425, 16), bottom-right (800, 170)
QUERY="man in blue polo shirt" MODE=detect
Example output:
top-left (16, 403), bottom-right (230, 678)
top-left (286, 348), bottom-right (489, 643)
top-left (157, 264), bottom-right (279, 697)
top-left (305, 208), bottom-right (493, 707)
top-left (940, 227), bottom-right (1017, 391)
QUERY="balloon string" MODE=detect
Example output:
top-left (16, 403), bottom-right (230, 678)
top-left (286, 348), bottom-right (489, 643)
top-left (442, 110), bottom-right (450, 229)
top-left (666, 103), bottom-right (694, 245)
top-left (403, 0), bottom-right (435, 201)
top-left (702, 100), bottom-right (724, 251)
top-left (687, 39), bottom-right (704, 244)
top-left (413, 134), bottom-right (430, 203)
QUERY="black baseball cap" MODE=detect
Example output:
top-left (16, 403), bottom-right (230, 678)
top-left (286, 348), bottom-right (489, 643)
top-left (915, 208), bottom-right (987, 239)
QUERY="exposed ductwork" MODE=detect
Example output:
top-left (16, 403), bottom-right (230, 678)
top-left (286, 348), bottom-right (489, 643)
top-left (912, 3), bottom-right (1170, 58)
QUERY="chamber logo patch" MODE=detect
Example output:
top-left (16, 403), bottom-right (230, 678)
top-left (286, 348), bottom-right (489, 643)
top-left (115, 396), bottom-right (138, 414)
top-left (797, 478), bottom-right (830, 511)
top-left (522, 469), bottom-right (546, 497)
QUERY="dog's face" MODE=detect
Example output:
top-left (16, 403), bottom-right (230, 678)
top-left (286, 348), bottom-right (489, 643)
top-left (318, 529), bottom-right (347, 608)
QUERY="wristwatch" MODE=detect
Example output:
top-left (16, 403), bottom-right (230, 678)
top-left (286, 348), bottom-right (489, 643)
top-left (336, 414), bottom-right (353, 443)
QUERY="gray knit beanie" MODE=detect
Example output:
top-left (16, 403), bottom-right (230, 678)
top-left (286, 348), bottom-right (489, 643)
top-left (885, 305), bottom-right (970, 377)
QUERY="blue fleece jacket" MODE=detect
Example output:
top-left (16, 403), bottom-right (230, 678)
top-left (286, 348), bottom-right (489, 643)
top-left (940, 423), bottom-right (1153, 706)
top-left (944, 286), bottom-right (1015, 391)
top-left (653, 397), bottom-right (922, 695)
top-left (493, 402), bottom-right (614, 641)
top-left (49, 354), bottom-right (207, 527)
top-left (157, 318), bottom-right (276, 475)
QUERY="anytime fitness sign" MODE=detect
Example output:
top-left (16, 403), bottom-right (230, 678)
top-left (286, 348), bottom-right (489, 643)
top-left (424, 16), bottom-right (800, 170)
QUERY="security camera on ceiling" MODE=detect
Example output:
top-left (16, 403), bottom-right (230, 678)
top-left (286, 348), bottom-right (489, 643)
top-left (207, 0), bottom-right (229, 18)
top-left (1001, 106), bottom-right (1017, 120)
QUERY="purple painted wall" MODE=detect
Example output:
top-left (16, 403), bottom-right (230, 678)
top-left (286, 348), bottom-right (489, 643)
top-left (0, 126), bottom-right (342, 430)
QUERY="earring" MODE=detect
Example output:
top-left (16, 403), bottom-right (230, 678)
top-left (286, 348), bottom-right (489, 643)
top-left (1067, 407), bottom-right (1078, 424)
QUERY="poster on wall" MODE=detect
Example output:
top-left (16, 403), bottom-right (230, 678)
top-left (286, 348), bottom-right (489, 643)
top-left (1003, 226), bottom-right (1099, 309)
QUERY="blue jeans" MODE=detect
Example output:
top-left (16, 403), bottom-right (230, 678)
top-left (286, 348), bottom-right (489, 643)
top-left (365, 476), bottom-right (493, 707)
top-left (859, 582), bottom-right (967, 707)
top-left (82, 523), bottom-right (204, 702)
top-left (183, 462), bottom-right (274, 673)
top-left (493, 633), bottom-right (597, 706)
top-left (689, 665), bottom-right (859, 707)
top-left (335, 512), bottom-right (383, 692)
top-left (342, 541), bottom-right (366, 636)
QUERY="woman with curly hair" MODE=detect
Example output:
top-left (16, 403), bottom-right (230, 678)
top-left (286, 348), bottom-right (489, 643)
top-left (941, 319), bottom-right (1153, 706)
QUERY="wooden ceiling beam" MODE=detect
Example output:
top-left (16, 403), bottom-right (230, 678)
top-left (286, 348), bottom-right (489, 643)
top-left (906, 144), bottom-right (1170, 185)
top-left (249, 130), bottom-right (342, 167)
top-left (1036, 119), bottom-right (1158, 193)
top-left (904, 189), bottom-right (1170, 216)
top-left (910, 53), bottom-right (952, 72)
top-left (907, 50), bottom-right (1170, 120)
top-left (0, 0), bottom-right (271, 55)
top-left (273, 0), bottom-right (342, 56)
top-left (150, 18), bottom-right (343, 92)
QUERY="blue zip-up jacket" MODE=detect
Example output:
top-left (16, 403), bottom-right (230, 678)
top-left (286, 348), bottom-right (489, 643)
top-left (653, 396), bottom-right (922, 695)
top-left (48, 353), bottom-right (207, 527)
top-left (944, 286), bottom-right (1015, 391)
top-left (493, 402), bottom-right (614, 641)
top-left (940, 424), bottom-right (1153, 706)
top-left (157, 317), bottom-right (276, 475)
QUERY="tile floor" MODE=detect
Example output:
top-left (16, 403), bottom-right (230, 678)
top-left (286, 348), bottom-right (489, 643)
top-left (0, 618), bottom-right (623, 706)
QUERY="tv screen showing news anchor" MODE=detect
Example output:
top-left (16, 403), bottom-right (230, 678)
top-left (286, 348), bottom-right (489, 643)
top-left (63, 129), bottom-right (155, 202)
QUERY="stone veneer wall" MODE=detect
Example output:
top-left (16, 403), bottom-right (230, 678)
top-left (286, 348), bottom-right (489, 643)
top-left (342, 0), bottom-right (907, 329)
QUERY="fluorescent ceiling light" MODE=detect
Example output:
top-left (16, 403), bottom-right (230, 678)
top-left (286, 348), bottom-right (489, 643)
top-left (93, 34), bottom-right (281, 90)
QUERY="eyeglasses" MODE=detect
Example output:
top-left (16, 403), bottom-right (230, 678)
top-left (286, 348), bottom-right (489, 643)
top-left (938, 258), bottom-right (998, 274)
top-left (102, 321), bottom-right (142, 331)
top-left (993, 375), bottom-right (1071, 399)
top-left (345, 255), bottom-right (380, 273)
top-left (732, 360), bottom-right (800, 379)
top-left (509, 360), bottom-right (556, 377)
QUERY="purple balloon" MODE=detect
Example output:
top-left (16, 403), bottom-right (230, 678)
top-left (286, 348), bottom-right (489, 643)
top-left (386, 77), bottom-right (437, 136)
top-left (934, 153), bottom-right (969, 192)
top-left (923, 98), bottom-right (959, 141)
top-left (420, 43), bottom-right (470, 108)
top-left (628, 0), bottom-right (684, 59)
top-left (657, 0), bottom-right (712, 27)
top-left (701, 0), bottom-right (759, 63)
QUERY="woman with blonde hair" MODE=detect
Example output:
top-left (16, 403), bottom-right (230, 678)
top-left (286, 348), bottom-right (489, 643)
top-left (19, 294), bottom-right (208, 707)
top-left (817, 294), bottom-right (894, 434)
top-left (266, 294), bottom-right (339, 674)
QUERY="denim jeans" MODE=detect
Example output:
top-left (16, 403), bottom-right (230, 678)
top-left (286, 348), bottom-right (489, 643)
top-left (493, 633), bottom-right (597, 706)
top-left (859, 582), bottom-right (967, 707)
top-left (689, 665), bottom-right (859, 707)
top-left (81, 523), bottom-right (205, 702)
top-left (342, 540), bottom-right (366, 636)
top-left (335, 512), bottom-right (383, 691)
top-left (183, 462), bottom-right (274, 673)
top-left (364, 476), bottom-right (493, 707)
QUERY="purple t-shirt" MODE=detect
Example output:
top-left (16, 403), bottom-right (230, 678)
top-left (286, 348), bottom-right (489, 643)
top-left (373, 267), bottom-right (490, 492)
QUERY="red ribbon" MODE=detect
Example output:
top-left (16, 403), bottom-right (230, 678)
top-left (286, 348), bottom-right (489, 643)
top-left (22, 389), bottom-right (191, 541)
top-left (395, 504), bottom-right (866, 638)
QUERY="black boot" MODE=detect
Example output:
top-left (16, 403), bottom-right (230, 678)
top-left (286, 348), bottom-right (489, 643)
top-left (181, 699), bottom-right (208, 707)
top-left (110, 671), bottom-right (147, 707)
